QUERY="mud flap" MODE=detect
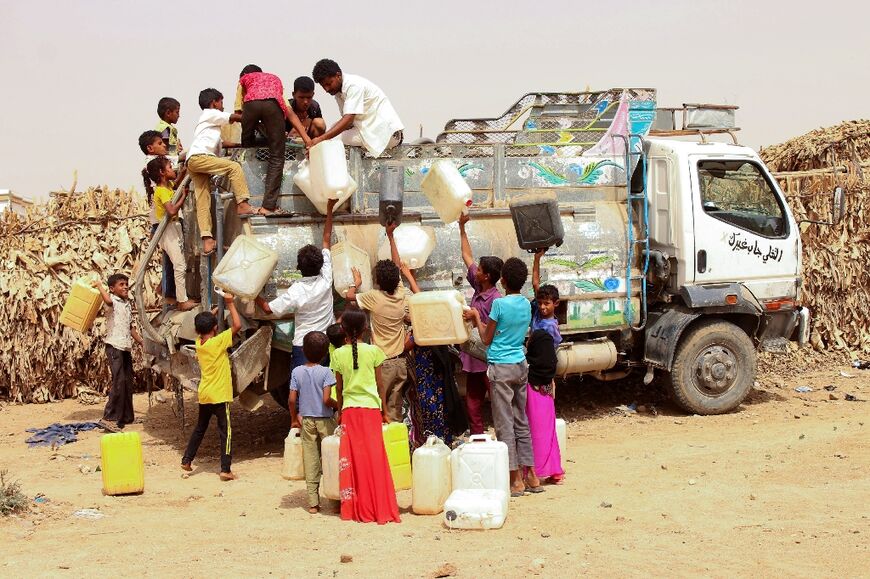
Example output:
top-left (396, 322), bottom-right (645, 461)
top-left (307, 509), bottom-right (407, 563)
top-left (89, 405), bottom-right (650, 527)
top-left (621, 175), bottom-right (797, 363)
top-left (644, 308), bottom-right (701, 370)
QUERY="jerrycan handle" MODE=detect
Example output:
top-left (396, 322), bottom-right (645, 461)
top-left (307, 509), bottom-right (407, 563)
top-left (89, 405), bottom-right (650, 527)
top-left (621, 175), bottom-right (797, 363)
top-left (288, 427), bottom-right (301, 438)
top-left (425, 435), bottom-right (443, 447)
top-left (468, 434), bottom-right (493, 443)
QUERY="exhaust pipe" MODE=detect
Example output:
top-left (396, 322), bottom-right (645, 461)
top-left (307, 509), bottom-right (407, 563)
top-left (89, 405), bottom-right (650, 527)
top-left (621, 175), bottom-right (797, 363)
top-left (555, 339), bottom-right (617, 377)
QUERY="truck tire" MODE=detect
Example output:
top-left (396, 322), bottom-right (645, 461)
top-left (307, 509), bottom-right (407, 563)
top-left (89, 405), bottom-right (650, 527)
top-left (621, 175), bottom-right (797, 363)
top-left (666, 319), bottom-right (755, 415)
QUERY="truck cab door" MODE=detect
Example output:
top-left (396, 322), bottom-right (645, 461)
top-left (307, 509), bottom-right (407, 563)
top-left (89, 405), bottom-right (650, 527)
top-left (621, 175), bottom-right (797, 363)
top-left (689, 156), bottom-right (799, 300)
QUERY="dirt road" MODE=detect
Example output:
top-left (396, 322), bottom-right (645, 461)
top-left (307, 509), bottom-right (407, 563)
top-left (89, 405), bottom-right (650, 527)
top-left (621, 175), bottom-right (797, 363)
top-left (2, 355), bottom-right (868, 578)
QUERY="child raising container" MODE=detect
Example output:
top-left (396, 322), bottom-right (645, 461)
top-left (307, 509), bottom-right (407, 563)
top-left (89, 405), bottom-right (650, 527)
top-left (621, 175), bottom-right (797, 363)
top-left (181, 292), bottom-right (242, 481)
top-left (526, 249), bottom-right (564, 484)
top-left (141, 156), bottom-right (197, 311)
top-left (458, 212), bottom-right (504, 435)
top-left (346, 221), bottom-right (409, 423)
top-left (464, 257), bottom-right (544, 497)
top-left (256, 198), bottom-right (337, 395)
top-left (289, 331), bottom-right (339, 513)
top-left (330, 307), bottom-right (400, 524)
top-left (92, 274), bottom-right (143, 432)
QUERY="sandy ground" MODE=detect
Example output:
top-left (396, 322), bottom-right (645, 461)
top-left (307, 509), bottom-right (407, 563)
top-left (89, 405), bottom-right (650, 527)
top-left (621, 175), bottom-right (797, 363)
top-left (1, 355), bottom-right (869, 578)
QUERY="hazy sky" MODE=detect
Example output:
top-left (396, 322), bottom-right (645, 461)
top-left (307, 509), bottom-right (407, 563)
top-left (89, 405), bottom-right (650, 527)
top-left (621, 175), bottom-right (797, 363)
top-left (1, 0), bottom-right (868, 200)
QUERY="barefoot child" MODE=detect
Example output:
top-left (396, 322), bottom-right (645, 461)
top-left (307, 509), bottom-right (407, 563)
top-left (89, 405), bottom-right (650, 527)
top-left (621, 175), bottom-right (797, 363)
top-left (289, 331), bottom-right (339, 513)
top-left (527, 249), bottom-right (564, 484)
top-left (141, 156), bottom-right (197, 311)
top-left (186, 88), bottom-right (258, 255)
top-left (346, 221), bottom-right (409, 423)
top-left (256, 198), bottom-right (337, 378)
top-left (182, 293), bottom-right (242, 481)
top-left (465, 257), bottom-right (543, 497)
top-left (92, 274), bottom-right (143, 432)
top-left (330, 308), bottom-right (400, 524)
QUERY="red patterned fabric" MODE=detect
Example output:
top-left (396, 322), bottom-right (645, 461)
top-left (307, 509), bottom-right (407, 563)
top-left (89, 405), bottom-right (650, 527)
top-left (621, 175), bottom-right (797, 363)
top-left (338, 408), bottom-right (401, 524)
top-left (239, 72), bottom-right (289, 119)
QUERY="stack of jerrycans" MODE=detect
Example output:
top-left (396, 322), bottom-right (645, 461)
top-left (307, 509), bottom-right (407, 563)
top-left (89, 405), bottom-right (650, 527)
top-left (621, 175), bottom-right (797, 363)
top-left (101, 432), bottom-right (145, 496)
top-left (444, 434), bottom-right (509, 529)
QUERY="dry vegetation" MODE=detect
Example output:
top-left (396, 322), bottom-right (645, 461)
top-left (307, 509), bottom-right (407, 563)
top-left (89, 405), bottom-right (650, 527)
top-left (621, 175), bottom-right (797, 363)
top-left (0, 186), bottom-right (161, 403)
top-left (761, 119), bottom-right (870, 356)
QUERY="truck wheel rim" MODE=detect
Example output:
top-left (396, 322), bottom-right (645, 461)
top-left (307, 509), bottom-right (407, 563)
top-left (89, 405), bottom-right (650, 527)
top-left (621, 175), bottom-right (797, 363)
top-left (692, 345), bottom-right (737, 396)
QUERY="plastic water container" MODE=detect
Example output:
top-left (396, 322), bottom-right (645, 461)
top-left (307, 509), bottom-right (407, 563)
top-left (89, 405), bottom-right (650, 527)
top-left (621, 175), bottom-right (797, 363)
top-left (379, 161), bottom-right (404, 226)
top-left (412, 436), bottom-right (452, 515)
top-left (555, 418), bottom-right (567, 456)
top-left (420, 160), bottom-right (473, 224)
top-left (59, 275), bottom-right (103, 333)
top-left (320, 426), bottom-right (342, 500)
top-left (443, 489), bottom-right (508, 530)
top-left (450, 434), bottom-right (509, 494)
top-left (332, 241), bottom-right (373, 296)
top-left (408, 290), bottom-right (469, 346)
top-left (100, 432), bottom-right (145, 496)
top-left (282, 428), bottom-right (304, 480)
top-left (293, 159), bottom-right (358, 215)
top-left (376, 224), bottom-right (435, 269)
top-left (212, 235), bottom-right (279, 300)
top-left (509, 192), bottom-right (565, 251)
top-left (383, 422), bottom-right (412, 491)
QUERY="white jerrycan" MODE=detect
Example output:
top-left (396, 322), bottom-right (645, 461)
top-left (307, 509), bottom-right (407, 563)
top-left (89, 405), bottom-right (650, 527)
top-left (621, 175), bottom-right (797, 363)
top-left (443, 489), bottom-right (509, 530)
top-left (555, 418), bottom-right (567, 456)
top-left (332, 241), bottom-right (372, 296)
top-left (281, 427), bottom-right (304, 480)
top-left (377, 224), bottom-right (435, 269)
top-left (408, 290), bottom-right (470, 346)
top-left (412, 436), bottom-right (452, 515)
top-left (294, 155), bottom-right (358, 215)
top-left (320, 426), bottom-right (342, 500)
top-left (212, 235), bottom-right (279, 300)
top-left (450, 434), bottom-right (509, 494)
top-left (420, 160), bottom-right (473, 224)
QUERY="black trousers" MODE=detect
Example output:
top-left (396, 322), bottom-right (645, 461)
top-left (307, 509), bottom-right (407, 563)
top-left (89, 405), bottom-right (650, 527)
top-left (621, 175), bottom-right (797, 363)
top-left (241, 99), bottom-right (285, 211)
top-left (103, 345), bottom-right (134, 426)
top-left (183, 402), bottom-right (232, 472)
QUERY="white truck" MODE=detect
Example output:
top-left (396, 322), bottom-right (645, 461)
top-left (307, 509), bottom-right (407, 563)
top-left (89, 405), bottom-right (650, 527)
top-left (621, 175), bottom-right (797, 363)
top-left (139, 87), bottom-right (838, 415)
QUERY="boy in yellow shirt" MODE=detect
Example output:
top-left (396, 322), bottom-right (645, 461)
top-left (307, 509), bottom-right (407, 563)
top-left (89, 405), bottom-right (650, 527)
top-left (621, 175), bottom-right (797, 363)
top-left (182, 294), bottom-right (242, 481)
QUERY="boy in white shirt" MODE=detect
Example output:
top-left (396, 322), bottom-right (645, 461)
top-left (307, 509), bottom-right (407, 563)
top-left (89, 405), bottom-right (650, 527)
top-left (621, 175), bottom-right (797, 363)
top-left (256, 198), bottom-right (337, 405)
top-left (187, 88), bottom-right (258, 255)
top-left (310, 59), bottom-right (403, 157)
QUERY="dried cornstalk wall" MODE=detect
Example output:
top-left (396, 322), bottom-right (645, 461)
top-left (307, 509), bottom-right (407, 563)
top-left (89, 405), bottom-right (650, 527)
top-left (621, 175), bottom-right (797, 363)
top-left (762, 120), bottom-right (870, 356)
top-left (0, 187), bottom-right (161, 403)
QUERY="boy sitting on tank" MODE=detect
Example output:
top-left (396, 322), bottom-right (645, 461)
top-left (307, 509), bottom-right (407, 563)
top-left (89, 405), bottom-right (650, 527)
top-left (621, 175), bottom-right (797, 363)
top-left (287, 76), bottom-right (326, 141)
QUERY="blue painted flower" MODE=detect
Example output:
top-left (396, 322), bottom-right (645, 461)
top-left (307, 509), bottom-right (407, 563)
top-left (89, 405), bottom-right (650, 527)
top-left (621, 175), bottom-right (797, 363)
top-left (595, 100), bottom-right (609, 115)
top-left (540, 145), bottom-right (556, 155)
top-left (526, 120), bottom-right (538, 129)
top-left (420, 167), bottom-right (429, 175)
top-left (603, 277), bottom-right (620, 291)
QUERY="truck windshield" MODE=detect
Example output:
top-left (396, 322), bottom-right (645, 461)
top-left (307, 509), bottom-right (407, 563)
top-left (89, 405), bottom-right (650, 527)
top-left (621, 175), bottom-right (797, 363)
top-left (697, 160), bottom-right (786, 238)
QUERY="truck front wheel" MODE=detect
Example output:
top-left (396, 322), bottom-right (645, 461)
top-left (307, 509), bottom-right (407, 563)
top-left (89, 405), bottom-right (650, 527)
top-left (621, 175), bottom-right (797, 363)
top-left (666, 320), bottom-right (755, 415)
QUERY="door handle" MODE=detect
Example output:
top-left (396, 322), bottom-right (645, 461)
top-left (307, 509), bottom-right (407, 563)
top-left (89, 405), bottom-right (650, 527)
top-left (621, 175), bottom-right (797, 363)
top-left (697, 249), bottom-right (707, 273)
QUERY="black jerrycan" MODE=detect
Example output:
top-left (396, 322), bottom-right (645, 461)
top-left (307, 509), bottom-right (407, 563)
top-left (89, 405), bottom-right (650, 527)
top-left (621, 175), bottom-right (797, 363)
top-left (379, 161), bottom-right (404, 226)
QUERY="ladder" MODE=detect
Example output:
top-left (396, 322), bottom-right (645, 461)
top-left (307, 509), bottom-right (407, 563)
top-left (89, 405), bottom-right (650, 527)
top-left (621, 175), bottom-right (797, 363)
top-left (616, 134), bottom-right (649, 329)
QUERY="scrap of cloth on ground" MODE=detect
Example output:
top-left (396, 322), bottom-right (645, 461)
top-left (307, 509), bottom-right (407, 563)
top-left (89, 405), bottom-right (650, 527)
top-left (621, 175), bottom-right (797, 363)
top-left (25, 422), bottom-right (103, 447)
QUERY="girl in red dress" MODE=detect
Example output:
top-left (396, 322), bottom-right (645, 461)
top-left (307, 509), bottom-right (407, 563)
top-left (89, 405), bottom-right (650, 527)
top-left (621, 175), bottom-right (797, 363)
top-left (329, 308), bottom-right (401, 524)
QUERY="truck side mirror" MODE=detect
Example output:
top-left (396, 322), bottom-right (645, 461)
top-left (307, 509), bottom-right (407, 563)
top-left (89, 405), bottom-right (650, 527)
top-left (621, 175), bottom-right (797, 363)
top-left (831, 186), bottom-right (845, 224)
